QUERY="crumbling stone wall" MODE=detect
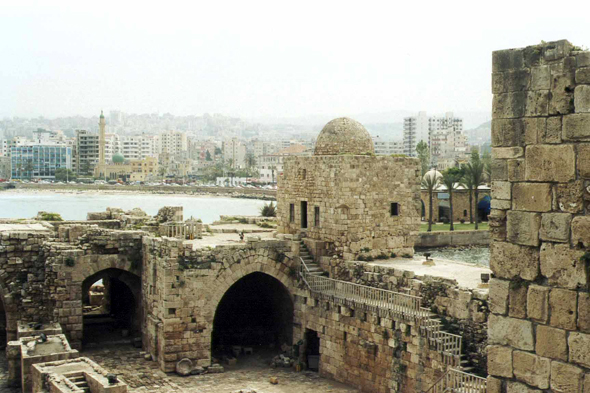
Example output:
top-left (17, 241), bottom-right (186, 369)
top-left (278, 155), bottom-right (421, 260)
top-left (488, 40), bottom-right (590, 392)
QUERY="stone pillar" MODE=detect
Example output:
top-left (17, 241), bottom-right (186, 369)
top-left (488, 40), bottom-right (590, 393)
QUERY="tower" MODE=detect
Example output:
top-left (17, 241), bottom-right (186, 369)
top-left (97, 110), bottom-right (106, 178)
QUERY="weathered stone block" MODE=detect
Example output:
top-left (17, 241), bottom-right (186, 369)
top-left (487, 376), bottom-right (503, 393)
top-left (492, 181), bottom-right (511, 200)
top-left (493, 49), bottom-right (525, 72)
top-left (527, 285), bottom-right (549, 323)
top-left (507, 381), bottom-right (540, 393)
top-left (493, 147), bottom-right (524, 159)
top-left (489, 278), bottom-right (510, 315)
top-left (507, 211), bottom-right (541, 246)
top-left (540, 243), bottom-right (585, 289)
top-left (493, 70), bottom-right (530, 93)
top-left (492, 119), bottom-right (525, 147)
top-left (536, 325), bottom-right (567, 361)
top-left (489, 209), bottom-right (507, 241)
top-left (585, 373), bottom-right (590, 393)
top-left (512, 183), bottom-right (552, 212)
top-left (578, 52), bottom-right (590, 68)
top-left (564, 113), bottom-right (590, 140)
top-left (540, 213), bottom-right (572, 242)
top-left (509, 282), bottom-right (527, 319)
top-left (550, 288), bottom-right (577, 330)
top-left (492, 159), bottom-right (508, 180)
top-left (531, 66), bottom-right (551, 90)
top-left (544, 40), bottom-right (573, 61)
top-left (569, 332), bottom-right (590, 368)
top-left (525, 144), bottom-right (576, 182)
top-left (550, 361), bottom-right (583, 393)
top-left (490, 242), bottom-right (539, 281)
top-left (508, 159), bottom-right (525, 181)
top-left (487, 345), bottom-right (513, 378)
top-left (488, 314), bottom-right (534, 351)
top-left (493, 92), bottom-right (527, 119)
top-left (542, 116), bottom-right (562, 144)
top-left (576, 67), bottom-right (590, 84)
top-left (526, 90), bottom-right (549, 116)
top-left (576, 85), bottom-right (590, 112)
top-left (556, 181), bottom-right (584, 213)
top-left (572, 216), bottom-right (590, 247)
top-left (491, 199), bottom-right (511, 210)
top-left (512, 351), bottom-right (550, 389)
top-left (578, 292), bottom-right (590, 333)
top-left (579, 144), bottom-right (590, 178)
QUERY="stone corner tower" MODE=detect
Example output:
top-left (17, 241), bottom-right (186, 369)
top-left (488, 39), bottom-right (590, 393)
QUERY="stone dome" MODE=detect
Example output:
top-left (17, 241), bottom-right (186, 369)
top-left (112, 152), bottom-right (125, 164)
top-left (314, 117), bottom-right (374, 156)
top-left (423, 169), bottom-right (443, 182)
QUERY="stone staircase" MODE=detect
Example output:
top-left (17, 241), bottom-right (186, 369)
top-left (299, 240), bottom-right (324, 277)
top-left (67, 372), bottom-right (90, 392)
top-left (297, 245), bottom-right (484, 391)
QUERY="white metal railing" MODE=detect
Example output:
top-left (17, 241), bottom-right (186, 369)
top-left (300, 259), bottom-right (427, 319)
top-left (424, 368), bottom-right (486, 393)
top-left (298, 258), bottom-right (463, 368)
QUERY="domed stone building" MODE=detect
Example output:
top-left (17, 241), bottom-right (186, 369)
top-left (277, 117), bottom-right (421, 261)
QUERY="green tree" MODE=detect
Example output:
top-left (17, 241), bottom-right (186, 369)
top-left (214, 146), bottom-right (222, 155)
top-left (54, 168), bottom-right (77, 182)
top-left (421, 172), bottom-right (440, 232)
top-left (24, 159), bottom-right (34, 180)
top-left (80, 160), bottom-right (92, 176)
top-left (482, 150), bottom-right (492, 183)
top-left (441, 168), bottom-right (462, 231)
top-left (416, 141), bottom-right (430, 176)
top-left (158, 166), bottom-right (167, 180)
top-left (463, 158), bottom-right (486, 230)
top-left (245, 153), bottom-right (256, 169)
top-left (260, 201), bottom-right (277, 217)
top-left (205, 150), bottom-right (212, 161)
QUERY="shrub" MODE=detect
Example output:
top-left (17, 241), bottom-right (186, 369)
top-left (40, 212), bottom-right (63, 221)
top-left (459, 218), bottom-right (465, 224)
top-left (390, 252), bottom-right (397, 258)
top-left (65, 257), bottom-right (75, 267)
top-left (441, 217), bottom-right (449, 224)
top-left (375, 253), bottom-right (389, 260)
top-left (402, 253), bottom-right (412, 258)
top-left (260, 202), bottom-right (277, 217)
top-left (238, 217), bottom-right (249, 224)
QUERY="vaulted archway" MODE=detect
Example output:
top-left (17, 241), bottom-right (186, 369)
top-left (211, 272), bottom-right (294, 358)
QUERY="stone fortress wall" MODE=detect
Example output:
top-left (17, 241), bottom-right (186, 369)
top-left (488, 40), bottom-right (590, 393)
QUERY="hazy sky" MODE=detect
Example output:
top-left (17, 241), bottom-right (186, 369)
top-left (1, 1), bottom-right (589, 120)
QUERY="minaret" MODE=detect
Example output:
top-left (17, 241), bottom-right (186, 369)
top-left (98, 110), bottom-right (106, 177)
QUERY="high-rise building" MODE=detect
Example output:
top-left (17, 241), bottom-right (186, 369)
top-left (372, 136), bottom-right (404, 156)
top-left (158, 130), bottom-right (187, 157)
top-left (402, 111), bottom-right (463, 158)
top-left (222, 138), bottom-right (246, 168)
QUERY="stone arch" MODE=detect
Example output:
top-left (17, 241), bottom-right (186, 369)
top-left (205, 252), bottom-right (296, 356)
top-left (62, 254), bottom-right (142, 348)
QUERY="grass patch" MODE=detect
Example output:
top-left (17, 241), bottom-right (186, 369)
top-left (420, 222), bottom-right (489, 232)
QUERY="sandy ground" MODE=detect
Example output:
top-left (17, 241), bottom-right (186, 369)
top-left (368, 256), bottom-right (491, 289)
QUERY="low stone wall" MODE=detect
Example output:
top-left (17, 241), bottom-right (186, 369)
top-left (415, 230), bottom-right (490, 248)
top-left (333, 261), bottom-right (490, 376)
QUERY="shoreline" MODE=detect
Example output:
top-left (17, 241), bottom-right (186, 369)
top-left (1, 184), bottom-right (276, 200)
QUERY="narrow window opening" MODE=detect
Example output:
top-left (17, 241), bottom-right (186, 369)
top-left (314, 206), bottom-right (320, 227)
top-left (289, 204), bottom-right (295, 223)
top-left (390, 203), bottom-right (399, 216)
top-left (301, 201), bottom-right (308, 229)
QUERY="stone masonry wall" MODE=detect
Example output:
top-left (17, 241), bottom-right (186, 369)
top-left (277, 155), bottom-right (421, 260)
top-left (488, 40), bottom-right (590, 393)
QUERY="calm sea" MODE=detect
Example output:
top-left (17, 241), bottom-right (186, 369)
top-left (0, 192), bottom-right (267, 223)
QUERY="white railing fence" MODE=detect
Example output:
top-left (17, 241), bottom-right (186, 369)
top-left (424, 368), bottom-right (487, 393)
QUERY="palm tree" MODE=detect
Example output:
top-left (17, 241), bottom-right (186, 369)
top-left (464, 160), bottom-right (486, 229)
top-left (440, 169), bottom-right (461, 231)
top-left (421, 172), bottom-right (440, 232)
top-left (25, 159), bottom-right (34, 180)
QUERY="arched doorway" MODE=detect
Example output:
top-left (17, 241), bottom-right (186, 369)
top-left (212, 272), bottom-right (293, 359)
top-left (478, 195), bottom-right (491, 222)
top-left (81, 268), bottom-right (141, 347)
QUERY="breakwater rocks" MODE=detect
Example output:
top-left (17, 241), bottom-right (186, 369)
top-left (11, 183), bottom-right (277, 200)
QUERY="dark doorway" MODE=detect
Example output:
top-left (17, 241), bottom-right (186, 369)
top-left (82, 268), bottom-right (141, 347)
top-left (301, 201), bottom-right (308, 229)
top-left (305, 329), bottom-right (320, 371)
top-left (212, 272), bottom-right (293, 358)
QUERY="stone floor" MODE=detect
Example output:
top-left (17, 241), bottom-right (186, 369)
top-left (0, 346), bottom-right (359, 393)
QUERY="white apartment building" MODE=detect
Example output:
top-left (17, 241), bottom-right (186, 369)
top-left (158, 130), bottom-right (188, 157)
top-left (222, 138), bottom-right (247, 168)
top-left (119, 136), bottom-right (141, 160)
top-left (257, 144), bottom-right (310, 183)
top-left (402, 111), bottom-right (463, 158)
top-left (74, 131), bottom-right (118, 175)
top-left (372, 136), bottom-right (404, 155)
